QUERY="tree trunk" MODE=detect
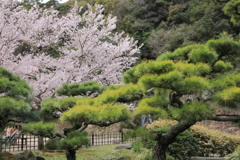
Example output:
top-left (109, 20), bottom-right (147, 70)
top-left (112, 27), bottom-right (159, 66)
top-left (152, 121), bottom-right (194, 160)
top-left (66, 149), bottom-right (76, 160)
top-left (153, 140), bottom-right (167, 160)
top-left (38, 136), bottom-right (44, 150)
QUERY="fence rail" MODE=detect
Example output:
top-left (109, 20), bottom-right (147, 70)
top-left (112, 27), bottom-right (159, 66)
top-left (89, 132), bottom-right (136, 146)
top-left (1, 132), bottom-right (136, 152)
top-left (0, 134), bottom-right (49, 152)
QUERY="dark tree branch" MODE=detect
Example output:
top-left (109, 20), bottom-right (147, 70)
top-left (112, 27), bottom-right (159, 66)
top-left (170, 91), bottom-right (183, 108)
top-left (164, 121), bottom-right (193, 143)
top-left (216, 0), bottom-right (230, 2)
top-left (92, 121), bottom-right (118, 127)
top-left (63, 124), bottom-right (82, 135)
top-left (78, 123), bottom-right (88, 132)
top-left (235, 6), bottom-right (240, 15)
top-left (151, 120), bottom-right (194, 145)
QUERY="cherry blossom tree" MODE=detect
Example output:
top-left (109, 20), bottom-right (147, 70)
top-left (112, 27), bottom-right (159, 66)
top-left (0, 0), bottom-right (141, 108)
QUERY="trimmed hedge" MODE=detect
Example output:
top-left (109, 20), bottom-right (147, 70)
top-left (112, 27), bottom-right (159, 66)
top-left (190, 125), bottom-right (240, 157)
top-left (147, 119), bottom-right (240, 157)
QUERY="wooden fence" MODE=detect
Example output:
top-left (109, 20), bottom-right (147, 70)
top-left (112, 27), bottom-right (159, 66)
top-left (0, 132), bottom-right (136, 152)
top-left (89, 132), bottom-right (136, 146)
top-left (0, 134), bottom-right (49, 152)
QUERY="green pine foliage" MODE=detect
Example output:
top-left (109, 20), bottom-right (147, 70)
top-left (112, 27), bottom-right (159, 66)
top-left (133, 60), bottom-right (175, 77)
top-left (0, 67), bottom-right (32, 130)
top-left (223, 0), bottom-right (240, 26)
top-left (188, 47), bottom-right (218, 64)
top-left (213, 60), bottom-right (233, 72)
top-left (171, 102), bottom-right (214, 123)
top-left (132, 38), bottom-right (240, 120)
top-left (183, 76), bottom-right (210, 92)
top-left (175, 62), bottom-right (211, 77)
top-left (156, 45), bottom-right (197, 62)
top-left (56, 81), bottom-right (102, 97)
top-left (167, 130), bottom-right (199, 160)
top-left (22, 122), bottom-right (56, 137)
top-left (118, 38), bottom-right (240, 158)
top-left (96, 84), bottom-right (143, 103)
top-left (41, 97), bottom-right (80, 120)
top-left (60, 103), bottom-right (132, 126)
top-left (44, 131), bottom-right (90, 150)
top-left (57, 131), bottom-right (90, 150)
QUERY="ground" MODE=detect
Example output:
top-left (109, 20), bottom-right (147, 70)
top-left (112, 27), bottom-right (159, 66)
top-left (0, 152), bottom-right (14, 160)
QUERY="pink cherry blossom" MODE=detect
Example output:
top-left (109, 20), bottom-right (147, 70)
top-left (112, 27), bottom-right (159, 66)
top-left (0, 0), bottom-right (141, 108)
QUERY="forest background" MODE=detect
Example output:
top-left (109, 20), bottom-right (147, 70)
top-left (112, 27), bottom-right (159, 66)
top-left (23, 0), bottom-right (239, 60)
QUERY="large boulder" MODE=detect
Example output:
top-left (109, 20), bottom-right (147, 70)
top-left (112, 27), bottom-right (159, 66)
top-left (14, 150), bottom-right (36, 160)
top-left (114, 144), bottom-right (132, 150)
top-left (36, 156), bottom-right (45, 160)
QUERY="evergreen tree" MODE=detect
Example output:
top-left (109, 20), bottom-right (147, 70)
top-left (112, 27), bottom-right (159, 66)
top-left (74, 36), bottom-right (240, 160)
top-left (22, 81), bottom-right (132, 160)
top-left (0, 67), bottom-right (33, 130)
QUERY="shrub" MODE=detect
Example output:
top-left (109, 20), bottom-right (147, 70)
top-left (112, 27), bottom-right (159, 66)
top-left (190, 125), bottom-right (240, 157)
top-left (167, 130), bottom-right (199, 160)
top-left (127, 120), bottom-right (199, 159)
top-left (124, 127), bottom-right (156, 149)
top-left (44, 137), bottom-right (61, 150)
top-left (131, 141), bottom-right (144, 153)
top-left (147, 119), bottom-right (240, 157)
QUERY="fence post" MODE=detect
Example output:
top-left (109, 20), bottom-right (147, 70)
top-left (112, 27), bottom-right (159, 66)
top-left (121, 132), bottom-right (124, 143)
top-left (21, 134), bottom-right (24, 150)
top-left (0, 132), bottom-right (3, 152)
top-left (92, 132), bottom-right (94, 146)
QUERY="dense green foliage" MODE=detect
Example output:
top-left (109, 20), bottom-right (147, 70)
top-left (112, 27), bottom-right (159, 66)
top-left (44, 131), bottom-right (90, 154)
top-left (57, 131), bottom-right (90, 150)
top-left (22, 122), bottom-right (56, 137)
top-left (97, 37), bottom-right (240, 159)
top-left (56, 81), bottom-right (102, 97)
top-left (24, 82), bottom-right (133, 159)
top-left (111, 0), bottom-right (239, 59)
top-left (123, 37), bottom-right (240, 119)
top-left (147, 119), bottom-right (240, 158)
top-left (126, 125), bottom-right (199, 160)
top-left (167, 130), bottom-right (199, 160)
top-left (0, 67), bottom-right (32, 130)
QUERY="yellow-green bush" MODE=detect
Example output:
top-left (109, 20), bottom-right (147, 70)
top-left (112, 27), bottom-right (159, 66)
top-left (190, 125), bottom-right (240, 157)
top-left (147, 119), bottom-right (240, 157)
top-left (146, 119), bottom-right (177, 129)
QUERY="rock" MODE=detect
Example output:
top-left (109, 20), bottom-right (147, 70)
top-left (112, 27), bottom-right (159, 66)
top-left (117, 156), bottom-right (130, 160)
top-left (103, 155), bottom-right (117, 160)
top-left (14, 150), bottom-right (36, 160)
top-left (36, 156), bottom-right (45, 160)
top-left (114, 144), bottom-right (132, 150)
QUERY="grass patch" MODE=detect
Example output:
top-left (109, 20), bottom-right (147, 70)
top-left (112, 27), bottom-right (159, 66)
top-left (7, 143), bottom-right (152, 160)
top-left (8, 144), bottom-right (119, 160)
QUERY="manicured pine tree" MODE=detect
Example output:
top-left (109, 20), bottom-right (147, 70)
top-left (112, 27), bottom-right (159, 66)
top-left (22, 81), bottom-right (133, 160)
top-left (0, 67), bottom-right (33, 130)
